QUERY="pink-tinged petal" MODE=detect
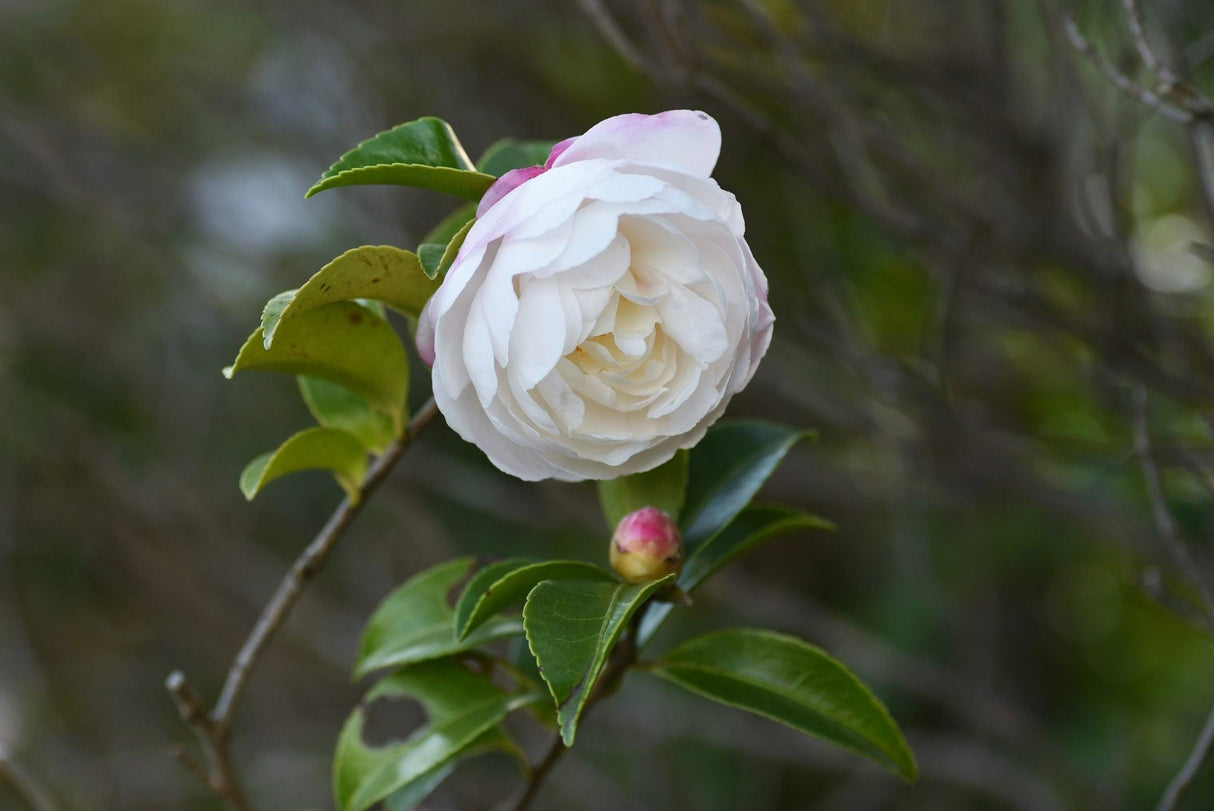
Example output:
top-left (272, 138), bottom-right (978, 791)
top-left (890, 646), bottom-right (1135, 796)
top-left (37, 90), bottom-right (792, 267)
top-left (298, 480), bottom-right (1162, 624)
top-left (415, 299), bottom-right (437, 367)
top-left (476, 165), bottom-right (545, 217)
top-left (543, 137), bottom-right (576, 169)
top-left (550, 110), bottom-right (721, 177)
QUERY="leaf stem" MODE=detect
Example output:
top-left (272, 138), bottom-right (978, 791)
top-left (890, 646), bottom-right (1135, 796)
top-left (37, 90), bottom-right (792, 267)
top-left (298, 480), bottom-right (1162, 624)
top-left (503, 603), bottom-right (648, 811)
top-left (167, 396), bottom-right (440, 809)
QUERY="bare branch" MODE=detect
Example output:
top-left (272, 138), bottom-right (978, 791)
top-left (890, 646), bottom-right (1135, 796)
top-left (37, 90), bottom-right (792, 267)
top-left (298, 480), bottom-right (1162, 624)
top-left (0, 752), bottom-right (59, 811)
top-left (166, 671), bottom-right (248, 811)
top-left (166, 396), bottom-right (441, 808)
top-left (1122, 0), bottom-right (1168, 79)
top-left (1062, 17), bottom-right (1192, 122)
top-left (1132, 387), bottom-right (1214, 630)
top-left (571, 0), bottom-right (649, 72)
top-left (1156, 701), bottom-right (1214, 811)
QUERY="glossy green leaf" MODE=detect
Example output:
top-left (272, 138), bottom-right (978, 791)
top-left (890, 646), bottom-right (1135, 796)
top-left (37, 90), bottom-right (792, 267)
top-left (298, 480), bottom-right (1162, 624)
top-left (419, 218), bottom-right (474, 280)
top-left (298, 376), bottom-right (395, 454)
top-left (262, 246), bottom-right (439, 347)
top-left (681, 506), bottom-right (834, 591)
top-left (454, 559), bottom-right (614, 641)
top-left (225, 300), bottom-right (408, 431)
top-left (381, 763), bottom-right (455, 811)
top-left (524, 575), bottom-right (674, 745)
top-left (334, 658), bottom-right (540, 811)
top-left (417, 243), bottom-right (445, 279)
top-left (681, 421), bottom-right (814, 548)
top-left (638, 506), bottom-right (834, 646)
top-left (598, 450), bottom-right (688, 528)
top-left (307, 117), bottom-right (495, 200)
top-left (651, 629), bottom-right (916, 781)
top-left (356, 558), bottom-right (524, 679)
top-left (422, 202), bottom-right (477, 246)
top-left (239, 427), bottom-right (368, 502)
top-left (476, 138), bottom-right (559, 176)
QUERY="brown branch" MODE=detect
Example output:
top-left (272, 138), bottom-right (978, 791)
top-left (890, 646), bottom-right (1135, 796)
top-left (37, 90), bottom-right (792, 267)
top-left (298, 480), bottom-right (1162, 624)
top-left (0, 752), bottom-right (59, 811)
top-left (1131, 388), bottom-right (1214, 630)
top-left (166, 671), bottom-right (249, 810)
top-left (167, 396), bottom-right (440, 808)
top-left (1156, 701), bottom-right (1214, 811)
top-left (502, 606), bottom-right (646, 811)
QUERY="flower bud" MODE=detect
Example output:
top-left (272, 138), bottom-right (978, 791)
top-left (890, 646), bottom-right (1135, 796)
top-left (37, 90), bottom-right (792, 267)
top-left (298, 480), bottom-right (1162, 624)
top-left (609, 507), bottom-right (683, 584)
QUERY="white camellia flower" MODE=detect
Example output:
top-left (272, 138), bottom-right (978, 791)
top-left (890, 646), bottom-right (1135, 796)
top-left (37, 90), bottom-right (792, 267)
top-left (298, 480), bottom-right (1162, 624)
top-left (416, 110), bottom-right (774, 481)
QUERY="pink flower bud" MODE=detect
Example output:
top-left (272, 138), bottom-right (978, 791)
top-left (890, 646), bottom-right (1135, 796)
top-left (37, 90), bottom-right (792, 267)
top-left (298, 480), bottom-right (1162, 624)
top-left (609, 507), bottom-right (683, 584)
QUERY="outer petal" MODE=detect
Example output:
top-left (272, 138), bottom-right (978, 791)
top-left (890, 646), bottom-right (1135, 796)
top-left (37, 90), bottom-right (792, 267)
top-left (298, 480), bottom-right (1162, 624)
top-left (551, 111), bottom-right (721, 178)
top-left (476, 165), bottom-right (545, 218)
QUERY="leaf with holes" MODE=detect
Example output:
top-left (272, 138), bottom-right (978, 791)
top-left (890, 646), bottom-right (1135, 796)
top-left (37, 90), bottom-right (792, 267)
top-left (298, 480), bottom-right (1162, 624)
top-left (524, 575), bottom-right (674, 745)
top-left (225, 300), bottom-right (408, 432)
top-left (307, 117), bottom-right (495, 200)
top-left (356, 558), bottom-right (524, 679)
top-left (334, 657), bottom-right (538, 811)
top-left (239, 427), bottom-right (368, 502)
top-left (651, 629), bottom-right (916, 781)
top-left (262, 246), bottom-right (439, 347)
top-left (454, 559), bottom-right (614, 641)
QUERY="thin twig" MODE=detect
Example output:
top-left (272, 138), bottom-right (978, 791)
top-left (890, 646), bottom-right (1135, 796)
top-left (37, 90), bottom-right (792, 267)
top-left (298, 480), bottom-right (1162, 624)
top-left (1132, 388), bottom-right (1214, 630)
top-left (1062, 17), bottom-right (1192, 122)
top-left (1121, 0), bottom-right (1167, 79)
top-left (167, 396), bottom-right (440, 808)
top-left (1156, 701), bottom-right (1214, 811)
top-left (0, 753), bottom-right (59, 811)
top-left (166, 671), bottom-right (249, 810)
top-left (570, 0), bottom-right (649, 72)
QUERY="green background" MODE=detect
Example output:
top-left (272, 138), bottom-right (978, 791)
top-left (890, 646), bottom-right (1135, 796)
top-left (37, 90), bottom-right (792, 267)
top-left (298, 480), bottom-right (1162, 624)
top-left (4, 0), bottom-right (1214, 808)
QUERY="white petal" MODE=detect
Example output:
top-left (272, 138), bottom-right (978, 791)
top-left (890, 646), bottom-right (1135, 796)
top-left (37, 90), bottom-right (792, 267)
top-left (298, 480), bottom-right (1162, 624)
top-left (552, 110), bottom-right (721, 177)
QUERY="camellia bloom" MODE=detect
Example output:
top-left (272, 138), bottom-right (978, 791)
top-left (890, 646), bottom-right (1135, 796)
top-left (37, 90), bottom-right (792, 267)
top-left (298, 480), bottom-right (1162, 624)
top-left (417, 110), bottom-right (774, 481)
top-left (609, 506), bottom-right (683, 584)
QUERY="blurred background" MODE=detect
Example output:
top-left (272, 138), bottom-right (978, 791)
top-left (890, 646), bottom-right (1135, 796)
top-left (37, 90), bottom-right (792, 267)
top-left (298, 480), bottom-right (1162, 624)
top-left (5, 0), bottom-right (1214, 808)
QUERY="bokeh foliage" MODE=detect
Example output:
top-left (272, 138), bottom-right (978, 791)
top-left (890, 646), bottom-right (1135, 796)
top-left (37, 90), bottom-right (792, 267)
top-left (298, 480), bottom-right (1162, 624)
top-left (4, 0), bottom-right (1214, 808)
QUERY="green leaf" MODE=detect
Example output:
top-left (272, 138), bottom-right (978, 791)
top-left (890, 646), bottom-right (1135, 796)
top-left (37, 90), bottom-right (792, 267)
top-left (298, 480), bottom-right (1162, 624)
top-left (638, 506), bottom-right (834, 646)
top-left (334, 657), bottom-right (540, 811)
top-left (524, 575), bottom-right (674, 745)
top-left (262, 246), bottom-right (440, 347)
top-left (239, 427), bottom-right (368, 502)
top-left (651, 629), bottom-right (916, 781)
top-left (681, 506), bottom-right (834, 591)
top-left (417, 243), bottom-right (445, 279)
top-left (225, 300), bottom-right (408, 432)
top-left (422, 202), bottom-right (477, 246)
top-left (476, 138), bottom-right (559, 176)
top-left (356, 558), bottom-right (525, 679)
top-left (418, 218), bottom-right (474, 280)
top-left (260, 289), bottom-right (296, 336)
top-left (298, 376), bottom-right (395, 454)
top-left (681, 421), bottom-right (814, 548)
top-left (308, 117), bottom-right (495, 200)
top-left (454, 559), bottom-right (614, 641)
top-left (597, 450), bottom-right (688, 528)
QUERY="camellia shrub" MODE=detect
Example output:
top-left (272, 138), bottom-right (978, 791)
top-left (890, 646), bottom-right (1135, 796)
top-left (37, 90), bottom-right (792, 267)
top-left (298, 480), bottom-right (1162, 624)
top-left (179, 110), bottom-right (916, 810)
